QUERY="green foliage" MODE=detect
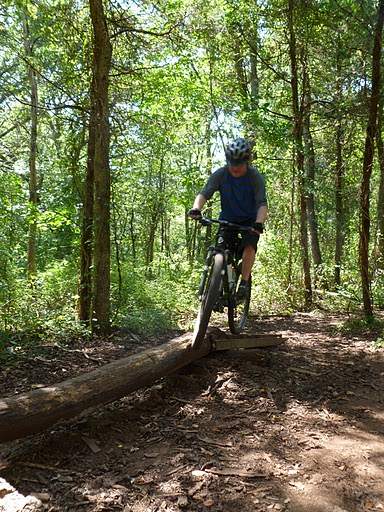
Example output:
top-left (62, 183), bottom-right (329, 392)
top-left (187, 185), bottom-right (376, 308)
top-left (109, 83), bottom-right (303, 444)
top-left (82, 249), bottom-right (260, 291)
top-left (1, 0), bottom-right (384, 345)
top-left (372, 336), bottom-right (384, 349)
top-left (252, 233), bottom-right (297, 314)
top-left (333, 316), bottom-right (384, 336)
top-left (0, 260), bottom-right (90, 344)
top-left (112, 255), bottom-right (200, 334)
top-left (372, 269), bottom-right (384, 308)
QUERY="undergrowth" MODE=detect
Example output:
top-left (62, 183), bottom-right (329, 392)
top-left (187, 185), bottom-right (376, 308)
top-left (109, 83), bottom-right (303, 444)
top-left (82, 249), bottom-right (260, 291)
top-left (1, 244), bottom-right (383, 352)
top-left (372, 336), bottom-right (384, 349)
top-left (332, 316), bottom-right (384, 336)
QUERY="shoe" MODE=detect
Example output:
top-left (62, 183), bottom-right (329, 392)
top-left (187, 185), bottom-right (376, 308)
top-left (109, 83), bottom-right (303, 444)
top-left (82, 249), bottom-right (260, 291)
top-left (237, 280), bottom-right (250, 301)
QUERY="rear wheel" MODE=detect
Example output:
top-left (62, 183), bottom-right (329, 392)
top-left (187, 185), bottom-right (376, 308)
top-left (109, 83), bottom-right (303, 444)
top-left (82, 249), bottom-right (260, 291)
top-left (228, 271), bottom-right (251, 334)
top-left (191, 253), bottom-right (224, 349)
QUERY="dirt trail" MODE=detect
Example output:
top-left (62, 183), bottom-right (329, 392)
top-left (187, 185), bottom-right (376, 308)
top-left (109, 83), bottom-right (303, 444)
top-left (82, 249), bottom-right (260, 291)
top-left (0, 313), bottom-right (383, 511)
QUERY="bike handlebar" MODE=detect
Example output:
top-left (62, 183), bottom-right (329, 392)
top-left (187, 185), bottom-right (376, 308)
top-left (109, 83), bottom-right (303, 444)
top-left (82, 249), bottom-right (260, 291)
top-left (199, 217), bottom-right (255, 232)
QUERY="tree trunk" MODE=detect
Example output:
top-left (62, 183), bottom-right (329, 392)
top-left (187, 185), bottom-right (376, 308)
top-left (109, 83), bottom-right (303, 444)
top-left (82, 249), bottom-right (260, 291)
top-left (287, 0), bottom-right (312, 308)
top-left (79, 103), bottom-right (96, 322)
top-left (185, 209), bottom-right (193, 265)
top-left (146, 210), bottom-right (158, 267)
top-left (111, 189), bottom-right (123, 320)
top-left (129, 208), bottom-right (136, 263)
top-left (334, 43), bottom-right (345, 288)
top-left (69, 121), bottom-right (87, 198)
top-left (89, 0), bottom-right (112, 333)
top-left (230, 28), bottom-right (256, 138)
top-left (0, 333), bottom-right (211, 443)
top-left (23, 16), bottom-right (38, 280)
top-left (165, 217), bottom-right (171, 257)
top-left (249, 24), bottom-right (259, 140)
top-left (250, 40), bottom-right (258, 107)
top-left (160, 214), bottom-right (170, 257)
top-left (359, 0), bottom-right (384, 318)
top-left (191, 221), bottom-right (198, 262)
top-left (375, 93), bottom-right (384, 271)
top-left (204, 121), bottom-right (213, 251)
top-left (334, 119), bottom-right (344, 286)
top-left (287, 147), bottom-right (296, 291)
top-left (233, 38), bottom-right (248, 108)
top-left (161, 216), bottom-right (165, 253)
top-left (302, 55), bottom-right (322, 276)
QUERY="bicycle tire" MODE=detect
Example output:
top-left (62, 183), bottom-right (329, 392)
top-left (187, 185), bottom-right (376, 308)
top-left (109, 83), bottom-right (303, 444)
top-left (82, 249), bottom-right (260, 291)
top-left (227, 272), bottom-right (251, 334)
top-left (191, 252), bottom-right (224, 349)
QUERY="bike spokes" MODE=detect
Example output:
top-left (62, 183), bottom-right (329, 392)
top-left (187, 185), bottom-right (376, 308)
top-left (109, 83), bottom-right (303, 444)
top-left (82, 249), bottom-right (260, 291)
top-left (191, 253), bottom-right (224, 349)
top-left (228, 274), bottom-right (251, 334)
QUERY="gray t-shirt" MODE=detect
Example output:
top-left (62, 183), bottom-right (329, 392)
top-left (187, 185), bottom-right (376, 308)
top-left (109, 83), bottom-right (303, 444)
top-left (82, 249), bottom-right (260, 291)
top-left (200, 165), bottom-right (267, 223)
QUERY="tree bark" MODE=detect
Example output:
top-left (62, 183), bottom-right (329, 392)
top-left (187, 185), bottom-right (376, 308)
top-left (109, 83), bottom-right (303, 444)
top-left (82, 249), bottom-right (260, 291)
top-left (185, 209), bottom-right (192, 264)
top-left (0, 333), bottom-right (211, 443)
top-left (334, 119), bottom-right (344, 286)
top-left (287, 147), bottom-right (296, 291)
top-left (204, 121), bottom-right (213, 251)
top-left (146, 209), bottom-right (159, 267)
top-left (79, 102), bottom-right (96, 322)
top-left (302, 55), bottom-right (322, 276)
top-left (129, 208), bottom-right (136, 263)
top-left (287, 0), bottom-right (312, 308)
top-left (250, 39), bottom-right (259, 108)
top-left (111, 189), bottom-right (123, 319)
top-left (89, 0), bottom-right (112, 333)
top-left (164, 216), bottom-right (171, 257)
top-left (359, 0), bottom-right (384, 318)
top-left (233, 37), bottom-right (248, 108)
top-left (23, 16), bottom-right (38, 280)
top-left (375, 93), bottom-right (384, 270)
top-left (334, 42), bottom-right (345, 288)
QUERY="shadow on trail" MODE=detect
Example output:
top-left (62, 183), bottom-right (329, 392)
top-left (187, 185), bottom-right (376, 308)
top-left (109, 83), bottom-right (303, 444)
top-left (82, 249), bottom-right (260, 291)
top-left (1, 313), bottom-right (383, 511)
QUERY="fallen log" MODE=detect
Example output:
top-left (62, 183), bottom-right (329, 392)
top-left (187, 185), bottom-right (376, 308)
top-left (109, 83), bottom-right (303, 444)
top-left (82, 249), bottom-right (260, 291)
top-left (0, 333), bottom-right (210, 443)
top-left (0, 329), bottom-right (285, 444)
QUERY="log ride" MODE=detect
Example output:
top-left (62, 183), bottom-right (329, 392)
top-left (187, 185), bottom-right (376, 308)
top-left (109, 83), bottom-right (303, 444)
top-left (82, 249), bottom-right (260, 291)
top-left (0, 330), bottom-right (283, 444)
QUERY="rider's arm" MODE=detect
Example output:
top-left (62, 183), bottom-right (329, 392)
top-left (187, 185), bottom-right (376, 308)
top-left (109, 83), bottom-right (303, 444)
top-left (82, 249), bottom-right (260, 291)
top-left (192, 193), bottom-right (207, 210)
top-left (190, 168), bottom-right (224, 215)
top-left (256, 205), bottom-right (268, 223)
top-left (199, 168), bottom-right (225, 202)
top-left (254, 171), bottom-right (268, 224)
top-left (249, 169), bottom-right (268, 232)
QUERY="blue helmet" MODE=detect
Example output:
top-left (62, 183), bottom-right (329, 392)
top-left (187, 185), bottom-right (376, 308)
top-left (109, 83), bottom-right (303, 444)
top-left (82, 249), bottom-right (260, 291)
top-left (225, 138), bottom-right (251, 164)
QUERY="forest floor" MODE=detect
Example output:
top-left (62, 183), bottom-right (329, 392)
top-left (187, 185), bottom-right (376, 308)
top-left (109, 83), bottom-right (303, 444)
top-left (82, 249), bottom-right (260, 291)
top-left (0, 313), bottom-right (384, 512)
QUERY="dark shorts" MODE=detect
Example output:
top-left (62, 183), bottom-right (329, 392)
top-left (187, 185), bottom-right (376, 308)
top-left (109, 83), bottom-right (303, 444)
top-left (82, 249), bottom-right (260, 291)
top-left (217, 227), bottom-right (259, 255)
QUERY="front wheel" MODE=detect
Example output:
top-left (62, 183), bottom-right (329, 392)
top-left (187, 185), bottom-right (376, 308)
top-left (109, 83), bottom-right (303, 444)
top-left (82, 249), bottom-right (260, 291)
top-left (228, 272), bottom-right (251, 334)
top-left (191, 253), bottom-right (224, 349)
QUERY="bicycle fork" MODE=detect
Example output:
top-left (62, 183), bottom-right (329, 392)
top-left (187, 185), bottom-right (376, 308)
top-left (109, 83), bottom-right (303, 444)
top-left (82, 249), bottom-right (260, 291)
top-left (198, 247), bottom-right (227, 299)
top-left (198, 247), bottom-right (215, 300)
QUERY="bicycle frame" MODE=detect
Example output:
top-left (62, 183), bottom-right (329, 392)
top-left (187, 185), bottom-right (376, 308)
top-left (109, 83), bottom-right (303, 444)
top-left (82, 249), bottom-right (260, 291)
top-left (198, 217), bottom-right (253, 307)
top-left (191, 216), bottom-right (254, 348)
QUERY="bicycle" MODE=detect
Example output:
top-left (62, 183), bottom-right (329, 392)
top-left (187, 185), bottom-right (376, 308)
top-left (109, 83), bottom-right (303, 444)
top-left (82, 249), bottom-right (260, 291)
top-left (191, 217), bottom-right (254, 349)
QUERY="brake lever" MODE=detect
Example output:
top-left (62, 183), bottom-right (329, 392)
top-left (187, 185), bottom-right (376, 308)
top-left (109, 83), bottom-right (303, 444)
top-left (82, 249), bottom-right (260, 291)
top-left (199, 217), bottom-right (212, 226)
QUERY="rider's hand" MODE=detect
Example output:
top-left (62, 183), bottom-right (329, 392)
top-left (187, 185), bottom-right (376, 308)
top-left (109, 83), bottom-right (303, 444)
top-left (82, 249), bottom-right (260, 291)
top-left (252, 222), bottom-right (264, 235)
top-left (188, 208), bottom-right (202, 220)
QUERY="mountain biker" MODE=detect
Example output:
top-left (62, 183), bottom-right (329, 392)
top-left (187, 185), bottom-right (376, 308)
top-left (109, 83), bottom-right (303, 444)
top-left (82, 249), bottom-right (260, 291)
top-left (188, 137), bottom-right (268, 299)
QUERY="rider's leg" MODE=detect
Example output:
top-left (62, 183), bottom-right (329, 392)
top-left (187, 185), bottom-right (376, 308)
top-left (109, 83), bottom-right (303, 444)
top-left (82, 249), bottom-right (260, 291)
top-left (241, 244), bottom-right (256, 281)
